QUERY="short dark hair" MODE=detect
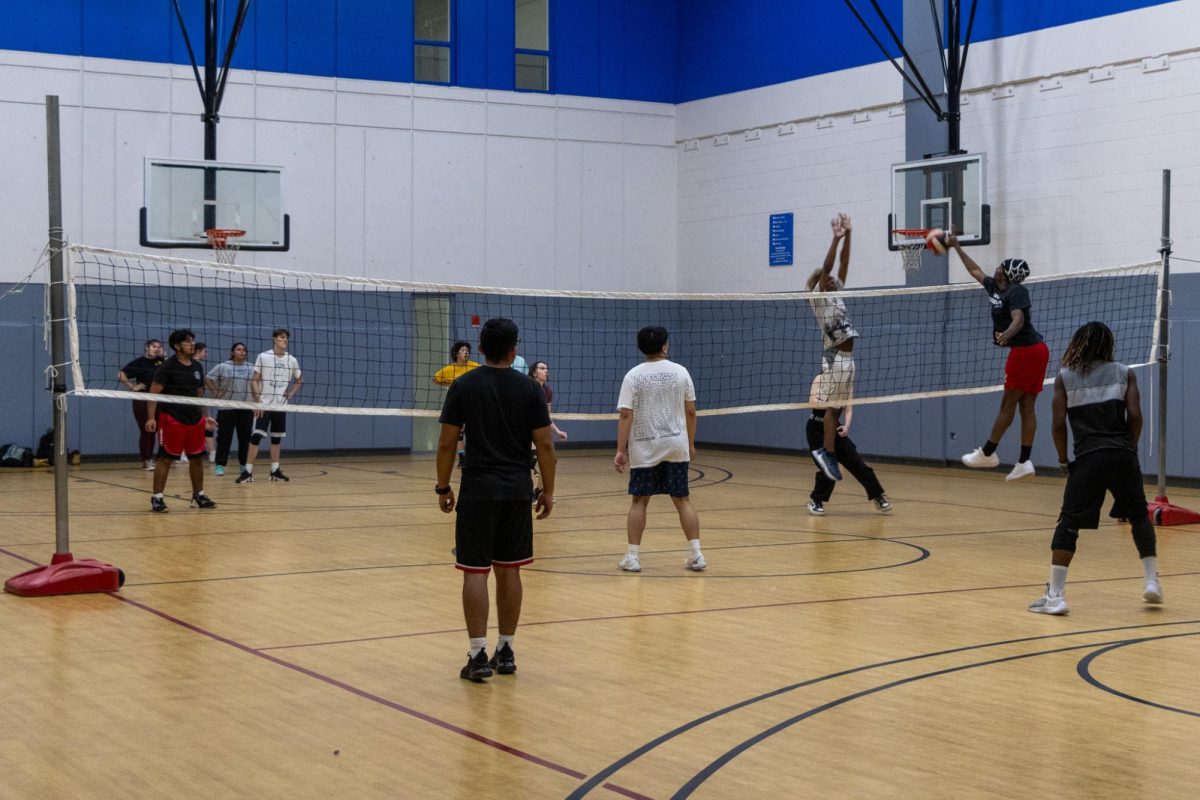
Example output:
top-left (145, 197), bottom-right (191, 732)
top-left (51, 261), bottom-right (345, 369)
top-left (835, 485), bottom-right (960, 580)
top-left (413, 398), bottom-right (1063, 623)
top-left (167, 329), bottom-right (195, 350)
top-left (272, 328), bottom-right (290, 339)
top-left (230, 342), bottom-right (246, 357)
top-left (194, 342), bottom-right (206, 353)
top-left (637, 325), bottom-right (669, 356)
top-left (144, 338), bottom-right (161, 350)
top-left (479, 318), bottom-right (519, 363)
top-left (450, 340), bottom-right (471, 361)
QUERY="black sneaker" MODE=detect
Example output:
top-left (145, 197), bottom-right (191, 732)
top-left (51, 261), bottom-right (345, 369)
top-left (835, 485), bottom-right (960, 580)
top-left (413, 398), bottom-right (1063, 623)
top-left (269, 469), bottom-right (289, 482)
top-left (807, 499), bottom-right (825, 516)
top-left (460, 649), bottom-right (493, 682)
top-left (488, 643), bottom-right (516, 675)
top-left (235, 471), bottom-right (254, 484)
top-left (150, 496), bottom-right (168, 513)
top-left (190, 494), bottom-right (217, 510)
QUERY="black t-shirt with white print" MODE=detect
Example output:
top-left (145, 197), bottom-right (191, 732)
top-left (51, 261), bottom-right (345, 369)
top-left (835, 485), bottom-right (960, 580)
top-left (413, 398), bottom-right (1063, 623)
top-left (151, 356), bottom-right (206, 425)
top-left (982, 276), bottom-right (1042, 347)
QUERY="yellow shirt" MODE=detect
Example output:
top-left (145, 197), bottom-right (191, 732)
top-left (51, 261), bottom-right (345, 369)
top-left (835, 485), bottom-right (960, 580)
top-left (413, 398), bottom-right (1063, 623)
top-left (433, 361), bottom-right (479, 385)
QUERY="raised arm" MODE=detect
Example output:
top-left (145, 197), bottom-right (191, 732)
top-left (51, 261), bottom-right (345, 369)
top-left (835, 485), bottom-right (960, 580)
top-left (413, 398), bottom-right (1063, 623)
top-left (947, 233), bottom-right (988, 285)
top-left (820, 216), bottom-right (848, 279)
top-left (837, 213), bottom-right (851, 285)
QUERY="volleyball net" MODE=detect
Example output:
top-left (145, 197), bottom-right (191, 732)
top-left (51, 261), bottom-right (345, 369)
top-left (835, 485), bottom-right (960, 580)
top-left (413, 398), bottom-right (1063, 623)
top-left (63, 245), bottom-right (1161, 419)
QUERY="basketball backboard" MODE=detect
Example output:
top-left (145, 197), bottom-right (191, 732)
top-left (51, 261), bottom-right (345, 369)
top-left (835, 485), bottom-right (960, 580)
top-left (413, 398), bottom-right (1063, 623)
top-left (139, 158), bottom-right (290, 251)
top-left (888, 152), bottom-right (989, 250)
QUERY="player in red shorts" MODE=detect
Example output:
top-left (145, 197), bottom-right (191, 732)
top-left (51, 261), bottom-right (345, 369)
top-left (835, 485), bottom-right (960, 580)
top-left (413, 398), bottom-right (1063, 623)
top-left (144, 329), bottom-right (217, 512)
top-left (947, 234), bottom-right (1050, 480)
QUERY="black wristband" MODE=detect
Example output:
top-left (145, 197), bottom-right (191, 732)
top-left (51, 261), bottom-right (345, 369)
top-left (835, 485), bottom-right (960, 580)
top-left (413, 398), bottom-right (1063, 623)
top-left (435, 485), bottom-right (452, 495)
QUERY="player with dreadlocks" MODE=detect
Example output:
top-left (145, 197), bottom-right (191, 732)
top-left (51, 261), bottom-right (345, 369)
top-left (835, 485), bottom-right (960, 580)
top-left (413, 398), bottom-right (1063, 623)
top-left (1026, 321), bottom-right (1161, 615)
top-left (947, 234), bottom-right (1050, 480)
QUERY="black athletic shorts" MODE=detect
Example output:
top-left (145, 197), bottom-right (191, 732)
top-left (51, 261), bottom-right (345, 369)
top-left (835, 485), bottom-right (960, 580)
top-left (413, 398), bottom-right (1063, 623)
top-left (252, 410), bottom-right (287, 441)
top-left (454, 499), bottom-right (534, 573)
top-left (1059, 448), bottom-right (1149, 529)
top-left (628, 461), bottom-right (690, 497)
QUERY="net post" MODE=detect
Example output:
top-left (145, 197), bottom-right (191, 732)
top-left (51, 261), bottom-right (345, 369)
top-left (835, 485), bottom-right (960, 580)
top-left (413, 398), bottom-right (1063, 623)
top-left (45, 94), bottom-right (70, 557)
top-left (1156, 169), bottom-right (1170, 498)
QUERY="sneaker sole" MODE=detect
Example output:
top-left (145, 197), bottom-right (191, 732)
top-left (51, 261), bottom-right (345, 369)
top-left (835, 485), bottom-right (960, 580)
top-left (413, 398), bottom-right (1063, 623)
top-left (808, 508), bottom-right (825, 516)
top-left (1143, 589), bottom-right (1163, 604)
top-left (489, 663), bottom-right (516, 675)
top-left (619, 564), bottom-right (641, 573)
top-left (1027, 605), bottom-right (1069, 616)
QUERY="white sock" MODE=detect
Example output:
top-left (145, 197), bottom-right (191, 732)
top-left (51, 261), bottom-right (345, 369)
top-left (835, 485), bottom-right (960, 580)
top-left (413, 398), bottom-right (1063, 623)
top-left (468, 637), bottom-right (487, 657)
top-left (271, 462), bottom-right (280, 472)
top-left (497, 634), bottom-right (514, 652)
top-left (1141, 556), bottom-right (1158, 581)
top-left (152, 493), bottom-right (163, 500)
top-left (688, 539), bottom-right (702, 555)
top-left (245, 464), bottom-right (254, 473)
top-left (1049, 565), bottom-right (1068, 595)
top-left (627, 544), bottom-right (640, 557)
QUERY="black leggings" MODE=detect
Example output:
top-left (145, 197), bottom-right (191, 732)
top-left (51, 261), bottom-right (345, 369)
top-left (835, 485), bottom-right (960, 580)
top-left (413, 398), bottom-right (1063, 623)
top-left (215, 409), bottom-right (254, 467)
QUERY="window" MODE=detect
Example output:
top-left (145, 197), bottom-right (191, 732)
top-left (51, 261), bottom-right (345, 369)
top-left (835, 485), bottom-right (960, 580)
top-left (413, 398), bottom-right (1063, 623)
top-left (514, 0), bottom-right (550, 91)
top-left (414, 0), bottom-right (452, 84)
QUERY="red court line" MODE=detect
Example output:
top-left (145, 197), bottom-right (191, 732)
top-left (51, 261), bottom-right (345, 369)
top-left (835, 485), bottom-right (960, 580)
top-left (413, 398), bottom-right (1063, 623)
top-left (258, 570), bottom-right (1200, 652)
top-left (106, 592), bottom-right (649, 800)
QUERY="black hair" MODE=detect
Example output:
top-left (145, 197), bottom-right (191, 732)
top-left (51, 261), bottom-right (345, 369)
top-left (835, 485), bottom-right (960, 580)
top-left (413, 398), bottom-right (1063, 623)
top-left (194, 342), bottom-right (206, 353)
top-left (1061, 321), bottom-right (1115, 374)
top-left (528, 360), bottom-right (547, 378)
top-left (230, 342), bottom-right (247, 357)
top-left (479, 318), bottom-right (519, 363)
top-left (450, 340), bottom-right (472, 361)
top-left (144, 338), bottom-right (162, 349)
top-left (167, 329), bottom-right (195, 350)
top-left (272, 328), bottom-right (290, 339)
top-left (637, 325), bottom-right (669, 356)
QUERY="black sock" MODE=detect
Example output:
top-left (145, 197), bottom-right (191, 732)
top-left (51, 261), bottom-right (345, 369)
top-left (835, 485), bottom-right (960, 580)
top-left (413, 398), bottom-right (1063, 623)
top-left (1019, 445), bottom-right (1032, 463)
top-left (982, 440), bottom-right (998, 456)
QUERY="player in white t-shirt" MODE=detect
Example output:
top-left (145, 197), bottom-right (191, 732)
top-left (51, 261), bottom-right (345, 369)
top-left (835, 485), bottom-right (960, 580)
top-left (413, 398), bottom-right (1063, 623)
top-left (241, 328), bottom-right (303, 484)
top-left (806, 212), bottom-right (858, 483)
top-left (613, 326), bottom-right (705, 573)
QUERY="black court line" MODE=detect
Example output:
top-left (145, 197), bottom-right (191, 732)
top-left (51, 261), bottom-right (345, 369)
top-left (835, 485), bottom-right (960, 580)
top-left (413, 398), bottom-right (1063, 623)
top-left (1076, 637), bottom-right (1200, 718)
top-left (671, 629), bottom-right (1200, 798)
top-left (564, 619), bottom-right (1200, 799)
top-left (254, 572), bottom-right (1200, 652)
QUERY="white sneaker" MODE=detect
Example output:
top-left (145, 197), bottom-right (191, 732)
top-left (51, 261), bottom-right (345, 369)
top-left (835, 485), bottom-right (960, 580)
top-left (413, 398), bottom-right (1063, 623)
top-left (1028, 587), bottom-right (1069, 615)
top-left (143, 459), bottom-right (156, 471)
top-left (1006, 460), bottom-right (1036, 481)
top-left (618, 555), bottom-right (642, 573)
top-left (962, 447), bottom-right (1000, 469)
top-left (1143, 578), bottom-right (1163, 604)
top-left (685, 553), bottom-right (707, 571)
top-left (180, 453), bottom-right (189, 464)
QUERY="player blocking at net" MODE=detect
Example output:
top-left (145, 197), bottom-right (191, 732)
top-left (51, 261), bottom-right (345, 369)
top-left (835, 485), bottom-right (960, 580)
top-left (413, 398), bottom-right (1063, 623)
top-left (806, 213), bottom-right (859, 482)
top-left (946, 233), bottom-right (1050, 480)
top-left (1028, 322), bottom-right (1161, 615)
top-left (614, 326), bottom-right (706, 573)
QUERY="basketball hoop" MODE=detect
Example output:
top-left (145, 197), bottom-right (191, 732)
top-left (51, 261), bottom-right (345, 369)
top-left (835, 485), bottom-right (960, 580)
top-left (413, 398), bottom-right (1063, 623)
top-left (205, 228), bottom-right (246, 265)
top-left (892, 229), bottom-right (930, 275)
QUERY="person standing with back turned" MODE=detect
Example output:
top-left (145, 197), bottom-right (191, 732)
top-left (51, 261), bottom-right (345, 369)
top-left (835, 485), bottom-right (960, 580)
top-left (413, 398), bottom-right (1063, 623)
top-left (613, 325), bottom-right (705, 573)
top-left (437, 318), bottom-right (556, 682)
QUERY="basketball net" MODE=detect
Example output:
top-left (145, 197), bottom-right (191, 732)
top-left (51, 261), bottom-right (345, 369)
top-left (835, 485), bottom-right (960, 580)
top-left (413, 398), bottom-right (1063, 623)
top-left (892, 229), bottom-right (928, 275)
top-left (205, 228), bottom-right (245, 265)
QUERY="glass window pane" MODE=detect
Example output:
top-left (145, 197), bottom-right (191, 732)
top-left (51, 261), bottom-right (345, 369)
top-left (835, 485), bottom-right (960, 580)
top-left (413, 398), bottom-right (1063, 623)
top-left (515, 0), bottom-right (548, 51)
top-left (415, 45), bottom-right (451, 84)
top-left (415, 0), bottom-right (451, 42)
top-left (515, 53), bottom-right (548, 91)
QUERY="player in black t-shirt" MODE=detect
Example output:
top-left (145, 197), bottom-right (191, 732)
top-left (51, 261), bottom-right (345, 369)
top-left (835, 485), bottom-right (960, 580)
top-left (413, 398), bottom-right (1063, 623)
top-left (948, 234), bottom-right (1051, 481)
top-left (118, 338), bottom-right (165, 469)
top-left (437, 318), bottom-right (556, 682)
top-left (144, 329), bottom-right (216, 513)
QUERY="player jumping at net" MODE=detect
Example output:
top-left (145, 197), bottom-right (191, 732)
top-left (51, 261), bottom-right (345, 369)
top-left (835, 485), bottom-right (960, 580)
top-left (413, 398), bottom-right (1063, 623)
top-left (143, 329), bottom-right (216, 513)
top-left (614, 325), bottom-right (705, 573)
top-left (947, 234), bottom-right (1050, 480)
top-left (242, 328), bottom-right (303, 484)
top-left (806, 212), bottom-right (858, 482)
top-left (805, 375), bottom-right (892, 516)
top-left (1028, 321), bottom-right (1161, 616)
top-left (436, 318), bottom-right (556, 682)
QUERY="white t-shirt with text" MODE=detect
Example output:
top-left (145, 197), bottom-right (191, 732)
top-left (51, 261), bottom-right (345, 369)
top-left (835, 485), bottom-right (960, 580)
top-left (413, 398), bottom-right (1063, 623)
top-left (253, 351), bottom-right (302, 405)
top-left (617, 359), bottom-right (696, 469)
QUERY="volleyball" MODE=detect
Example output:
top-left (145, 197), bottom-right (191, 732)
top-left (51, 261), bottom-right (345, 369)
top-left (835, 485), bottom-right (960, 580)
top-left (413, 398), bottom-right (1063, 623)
top-left (925, 228), bottom-right (947, 255)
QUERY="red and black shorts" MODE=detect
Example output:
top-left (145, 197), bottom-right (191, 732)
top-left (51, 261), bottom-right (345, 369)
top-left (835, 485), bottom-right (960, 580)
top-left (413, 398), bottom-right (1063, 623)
top-left (454, 499), bottom-right (534, 573)
top-left (1004, 341), bottom-right (1050, 394)
top-left (158, 412), bottom-right (207, 459)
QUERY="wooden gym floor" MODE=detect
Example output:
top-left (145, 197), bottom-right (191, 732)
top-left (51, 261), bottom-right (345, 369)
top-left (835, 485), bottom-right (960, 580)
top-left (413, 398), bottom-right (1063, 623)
top-left (1, 450), bottom-right (1198, 799)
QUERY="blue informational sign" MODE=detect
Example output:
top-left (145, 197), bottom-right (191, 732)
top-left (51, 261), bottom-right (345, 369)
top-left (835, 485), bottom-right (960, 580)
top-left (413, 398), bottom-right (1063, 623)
top-left (769, 213), bottom-right (793, 266)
